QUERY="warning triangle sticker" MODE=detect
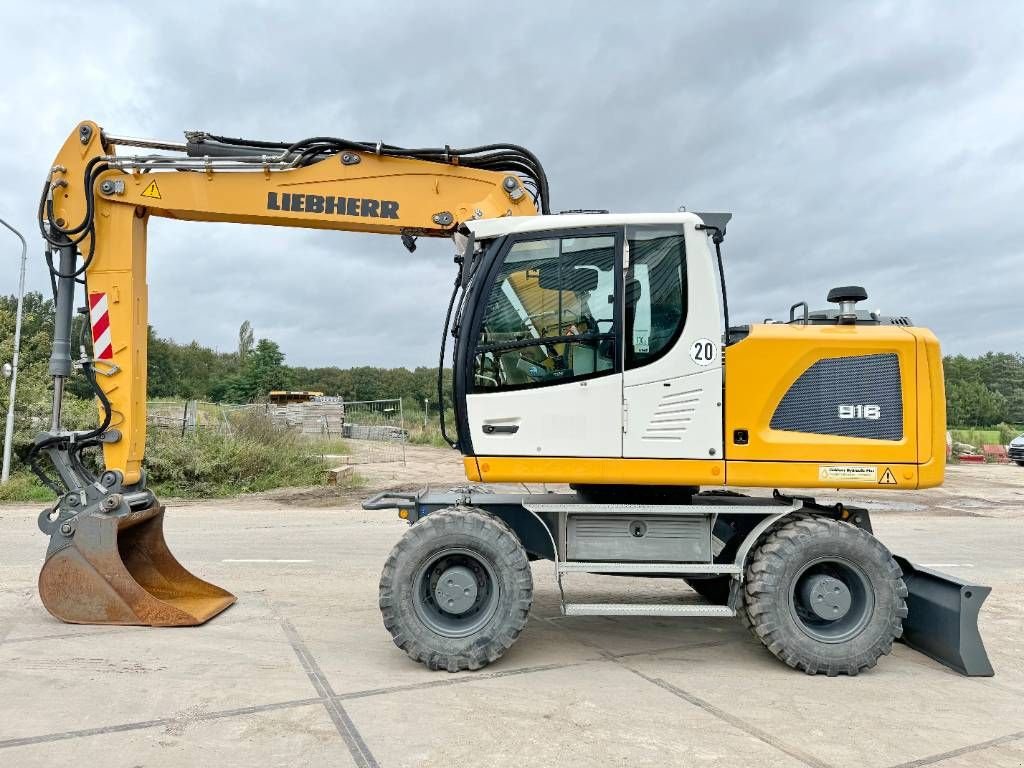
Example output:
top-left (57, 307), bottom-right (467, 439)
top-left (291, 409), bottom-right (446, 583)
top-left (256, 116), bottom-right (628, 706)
top-left (140, 180), bottom-right (161, 199)
top-left (879, 467), bottom-right (897, 485)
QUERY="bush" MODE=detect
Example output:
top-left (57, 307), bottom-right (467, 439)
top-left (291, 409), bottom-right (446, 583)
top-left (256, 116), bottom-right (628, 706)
top-left (0, 409), bottom-right (329, 503)
top-left (996, 422), bottom-right (1023, 445)
top-left (406, 408), bottom-right (455, 448)
top-left (0, 472), bottom-right (53, 502)
top-left (145, 419), bottom-right (327, 498)
top-left (950, 428), bottom-right (1001, 449)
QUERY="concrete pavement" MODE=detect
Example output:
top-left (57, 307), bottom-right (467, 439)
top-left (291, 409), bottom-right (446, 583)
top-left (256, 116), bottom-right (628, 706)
top-left (0, 465), bottom-right (1021, 767)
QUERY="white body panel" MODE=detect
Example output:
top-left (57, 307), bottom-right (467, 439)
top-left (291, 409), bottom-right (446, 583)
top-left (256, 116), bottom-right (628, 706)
top-left (466, 375), bottom-right (622, 457)
top-left (622, 226), bottom-right (724, 459)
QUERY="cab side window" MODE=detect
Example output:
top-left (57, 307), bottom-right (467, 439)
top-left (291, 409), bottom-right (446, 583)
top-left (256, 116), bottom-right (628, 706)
top-left (625, 226), bottom-right (687, 369)
top-left (473, 234), bottom-right (616, 391)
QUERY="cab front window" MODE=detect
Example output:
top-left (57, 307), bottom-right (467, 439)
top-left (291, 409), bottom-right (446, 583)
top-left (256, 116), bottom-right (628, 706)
top-left (472, 234), bottom-right (617, 390)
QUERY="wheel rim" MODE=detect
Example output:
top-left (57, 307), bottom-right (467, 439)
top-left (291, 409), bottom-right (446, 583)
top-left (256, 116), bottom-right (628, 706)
top-left (413, 547), bottom-right (499, 638)
top-left (789, 556), bottom-right (874, 643)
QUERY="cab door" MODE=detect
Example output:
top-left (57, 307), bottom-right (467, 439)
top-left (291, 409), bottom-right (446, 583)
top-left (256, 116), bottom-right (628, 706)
top-left (621, 224), bottom-right (724, 459)
top-left (464, 229), bottom-right (623, 457)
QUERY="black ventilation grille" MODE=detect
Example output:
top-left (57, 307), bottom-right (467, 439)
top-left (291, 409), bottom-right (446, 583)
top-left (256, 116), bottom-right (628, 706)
top-left (770, 353), bottom-right (903, 441)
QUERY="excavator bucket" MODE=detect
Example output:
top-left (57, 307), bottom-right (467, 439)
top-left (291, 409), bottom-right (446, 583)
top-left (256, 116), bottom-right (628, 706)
top-left (895, 556), bottom-right (994, 677)
top-left (38, 502), bottom-right (235, 626)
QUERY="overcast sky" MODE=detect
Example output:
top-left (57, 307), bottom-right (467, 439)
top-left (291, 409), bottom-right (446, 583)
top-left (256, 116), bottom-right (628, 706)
top-left (0, 1), bottom-right (1021, 368)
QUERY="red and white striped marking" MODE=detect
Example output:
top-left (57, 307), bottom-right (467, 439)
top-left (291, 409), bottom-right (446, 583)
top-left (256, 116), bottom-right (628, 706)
top-left (88, 292), bottom-right (113, 360)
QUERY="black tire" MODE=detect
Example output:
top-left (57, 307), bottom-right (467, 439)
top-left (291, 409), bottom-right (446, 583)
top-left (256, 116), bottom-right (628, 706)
top-left (379, 506), bottom-right (533, 672)
top-left (1016, 461), bottom-right (1024, 467)
top-left (744, 515), bottom-right (908, 676)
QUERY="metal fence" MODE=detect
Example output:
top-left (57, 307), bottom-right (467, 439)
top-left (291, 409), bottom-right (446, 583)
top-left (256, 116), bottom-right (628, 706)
top-left (146, 397), bottom-right (406, 465)
top-left (335, 399), bottom-right (406, 465)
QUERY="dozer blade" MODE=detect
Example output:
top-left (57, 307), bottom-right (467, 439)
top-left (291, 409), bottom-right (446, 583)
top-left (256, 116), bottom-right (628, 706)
top-left (895, 556), bottom-right (994, 677)
top-left (38, 502), bottom-right (235, 626)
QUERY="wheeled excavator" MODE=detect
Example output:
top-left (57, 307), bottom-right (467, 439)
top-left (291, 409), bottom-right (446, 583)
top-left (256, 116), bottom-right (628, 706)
top-left (30, 120), bottom-right (992, 677)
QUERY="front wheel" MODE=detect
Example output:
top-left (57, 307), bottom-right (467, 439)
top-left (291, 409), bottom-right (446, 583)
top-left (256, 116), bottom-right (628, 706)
top-left (744, 515), bottom-right (908, 676)
top-left (379, 507), bottom-right (533, 672)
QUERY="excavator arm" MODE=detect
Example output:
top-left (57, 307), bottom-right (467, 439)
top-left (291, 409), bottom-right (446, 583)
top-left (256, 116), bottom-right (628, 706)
top-left (43, 120), bottom-right (543, 484)
top-left (33, 120), bottom-right (544, 625)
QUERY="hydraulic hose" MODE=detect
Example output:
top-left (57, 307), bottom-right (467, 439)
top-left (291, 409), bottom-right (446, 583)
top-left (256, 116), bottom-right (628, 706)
top-left (436, 276), bottom-right (462, 449)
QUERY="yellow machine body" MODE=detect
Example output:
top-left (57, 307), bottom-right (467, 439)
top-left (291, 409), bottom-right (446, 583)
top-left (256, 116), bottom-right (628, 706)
top-left (466, 318), bottom-right (948, 491)
top-left (723, 323), bottom-right (946, 490)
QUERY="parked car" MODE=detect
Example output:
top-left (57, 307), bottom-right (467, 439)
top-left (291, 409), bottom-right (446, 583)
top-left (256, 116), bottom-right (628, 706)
top-left (1009, 433), bottom-right (1024, 466)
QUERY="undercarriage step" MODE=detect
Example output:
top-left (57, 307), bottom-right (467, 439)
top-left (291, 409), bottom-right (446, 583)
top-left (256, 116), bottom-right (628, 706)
top-left (562, 603), bottom-right (736, 617)
top-left (558, 562), bottom-right (741, 574)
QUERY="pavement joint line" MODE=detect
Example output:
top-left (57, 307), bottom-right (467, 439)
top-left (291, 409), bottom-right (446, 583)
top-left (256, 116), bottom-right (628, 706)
top-left (885, 729), bottom-right (1024, 768)
top-left (623, 666), bottom-right (836, 768)
top-left (538, 614), bottom-right (741, 661)
top-left (610, 636), bottom-right (741, 659)
top-left (0, 626), bottom-right (143, 646)
top-left (895, 644), bottom-right (1024, 699)
top-left (0, 659), bottom-right (595, 751)
top-left (0, 696), bottom-right (324, 750)
top-left (333, 660), bottom-right (594, 702)
top-left (275, 612), bottom-right (380, 768)
top-left (539, 614), bottom-right (835, 768)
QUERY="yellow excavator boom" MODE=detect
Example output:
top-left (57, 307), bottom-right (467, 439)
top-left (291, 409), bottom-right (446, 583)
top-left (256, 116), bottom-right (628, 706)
top-left (45, 120), bottom-right (539, 484)
top-left (33, 121), bottom-right (541, 626)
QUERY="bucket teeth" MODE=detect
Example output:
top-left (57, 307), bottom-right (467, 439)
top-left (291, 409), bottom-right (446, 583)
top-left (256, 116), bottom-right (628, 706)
top-left (38, 502), bottom-right (234, 626)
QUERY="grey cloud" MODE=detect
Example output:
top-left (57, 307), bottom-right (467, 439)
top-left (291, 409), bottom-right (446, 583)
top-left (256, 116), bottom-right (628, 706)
top-left (0, 0), bottom-right (1020, 369)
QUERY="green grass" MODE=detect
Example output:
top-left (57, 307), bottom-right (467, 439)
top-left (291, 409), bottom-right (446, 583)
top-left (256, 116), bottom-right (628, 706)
top-left (0, 472), bottom-right (54, 502)
top-left (0, 411), bottom-right (330, 502)
top-left (146, 415), bottom-right (327, 498)
top-left (951, 423), bottom-right (1023, 448)
top-left (406, 409), bottom-right (455, 448)
top-left (306, 437), bottom-right (353, 456)
top-left (950, 429), bottom-right (1002, 447)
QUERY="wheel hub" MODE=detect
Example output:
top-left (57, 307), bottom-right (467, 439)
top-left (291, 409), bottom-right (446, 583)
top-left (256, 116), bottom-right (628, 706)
top-left (434, 565), bottom-right (478, 615)
top-left (789, 556), bottom-right (874, 644)
top-left (412, 547), bottom-right (500, 638)
top-left (800, 574), bottom-right (852, 620)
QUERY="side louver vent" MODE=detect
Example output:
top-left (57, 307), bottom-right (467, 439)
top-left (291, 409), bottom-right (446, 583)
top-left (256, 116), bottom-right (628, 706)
top-left (642, 387), bottom-right (701, 442)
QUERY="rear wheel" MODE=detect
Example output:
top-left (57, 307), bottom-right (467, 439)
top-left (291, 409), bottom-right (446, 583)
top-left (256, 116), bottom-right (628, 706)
top-left (744, 515), bottom-right (907, 676)
top-left (379, 507), bottom-right (533, 672)
top-left (1016, 461), bottom-right (1024, 467)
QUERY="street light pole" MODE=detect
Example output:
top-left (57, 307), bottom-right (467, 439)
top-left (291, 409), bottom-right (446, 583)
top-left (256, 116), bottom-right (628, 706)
top-left (1, 216), bottom-right (28, 483)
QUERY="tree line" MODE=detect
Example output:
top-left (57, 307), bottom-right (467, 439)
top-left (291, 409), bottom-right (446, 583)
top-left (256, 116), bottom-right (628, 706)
top-left (944, 353), bottom-right (1024, 428)
top-left (0, 293), bottom-right (451, 415)
top-left (0, 292), bottom-right (1019, 426)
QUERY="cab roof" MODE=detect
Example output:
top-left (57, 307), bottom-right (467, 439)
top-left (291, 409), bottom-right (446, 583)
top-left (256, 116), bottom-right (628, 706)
top-left (464, 211), bottom-right (731, 240)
